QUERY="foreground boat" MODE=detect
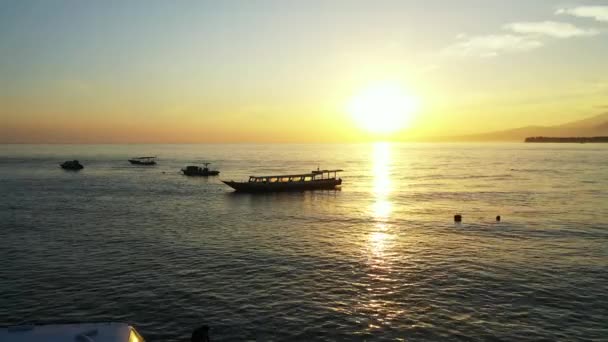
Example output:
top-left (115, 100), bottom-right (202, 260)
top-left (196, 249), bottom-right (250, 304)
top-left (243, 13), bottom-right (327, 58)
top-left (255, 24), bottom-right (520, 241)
top-left (128, 157), bottom-right (156, 165)
top-left (182, 162), bottom-right (220, 176)
top-left (223, 169), bottom-right (343, 192)
top-left (0, 323), bottom-right (212, 342)
top-left (0, 322), bottom-right (145, 342)
top-left (60, 160), bottom-right (84, 170)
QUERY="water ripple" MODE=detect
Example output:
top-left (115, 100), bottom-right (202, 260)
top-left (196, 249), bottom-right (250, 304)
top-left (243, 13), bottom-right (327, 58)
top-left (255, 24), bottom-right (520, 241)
top-left (1, 143), bottom-right (607, 341)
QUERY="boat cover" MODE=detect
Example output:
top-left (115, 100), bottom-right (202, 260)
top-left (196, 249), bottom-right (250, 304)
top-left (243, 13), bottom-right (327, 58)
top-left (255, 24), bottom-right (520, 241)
top-left (0, 322), bottom-right (142, 342)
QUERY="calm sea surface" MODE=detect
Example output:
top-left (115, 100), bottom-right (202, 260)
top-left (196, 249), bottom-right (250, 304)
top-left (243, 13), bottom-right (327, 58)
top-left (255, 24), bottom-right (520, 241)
top-left (1, 143), bottom-right (607, 341)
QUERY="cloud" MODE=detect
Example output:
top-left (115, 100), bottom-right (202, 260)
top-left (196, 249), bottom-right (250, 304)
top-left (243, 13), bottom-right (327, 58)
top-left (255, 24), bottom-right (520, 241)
top-left (504, 21), bottom-right (599, 38)
top-left (444, 6), bottom-right (605, 58)
top-left (556, 6), bottom-right (608, 22)
top-left (443, 34), bottom-right (543, 57)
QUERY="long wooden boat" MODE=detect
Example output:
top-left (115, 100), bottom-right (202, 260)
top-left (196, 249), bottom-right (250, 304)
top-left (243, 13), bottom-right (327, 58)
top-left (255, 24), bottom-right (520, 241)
top-left (222, 169), bottom-right (343, 192)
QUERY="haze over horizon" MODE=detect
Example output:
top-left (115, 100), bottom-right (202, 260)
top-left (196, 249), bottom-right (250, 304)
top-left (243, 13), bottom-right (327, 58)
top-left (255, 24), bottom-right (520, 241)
top-left (2, 0), bottom-right (608, 143)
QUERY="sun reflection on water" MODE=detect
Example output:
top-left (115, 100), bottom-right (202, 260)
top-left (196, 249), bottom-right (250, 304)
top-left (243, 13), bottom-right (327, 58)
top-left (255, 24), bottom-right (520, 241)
top-left (369, 229), bottom-right (393, 256)
top-left (372, 200), bottom-right (392, 220)
top-left (371, 142), bottom-right (394, 234)
top-left (368, 142), bottom-right (395, 259)
top-left (362, 142), bottom-right (400, 330)
top-left (372, 142), bottom-right (392, 197)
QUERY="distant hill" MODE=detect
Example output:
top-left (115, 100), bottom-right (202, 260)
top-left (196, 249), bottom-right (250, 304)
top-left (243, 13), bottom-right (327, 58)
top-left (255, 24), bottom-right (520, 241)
top-left (440, 112), bottom-right (608, 142)
top-left (555, 112), bottom-right (608, 129)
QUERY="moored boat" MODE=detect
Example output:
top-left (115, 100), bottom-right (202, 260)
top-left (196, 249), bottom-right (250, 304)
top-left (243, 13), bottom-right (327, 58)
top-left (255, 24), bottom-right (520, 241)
top-left (60, 160), bottom-right (84, 170)
top-left (0, 322), bottom-right (212, 342)
top-left (182, 162), bottom-right (220, 176)
top-left (0, 322), bottom-right (145, 342)
top-left (222, 168), bottom-right (343, 192)
top-left (128, 157), bottom-right (156, 165)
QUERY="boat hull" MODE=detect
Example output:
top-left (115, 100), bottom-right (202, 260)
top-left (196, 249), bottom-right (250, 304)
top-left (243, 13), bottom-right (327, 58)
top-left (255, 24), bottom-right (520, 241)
top-left (60, 162), bottom-right (83, 170)
top-left (129, 160), bottom-right (156, 165)
top-left (223, 178), bottom-right (341, 192)
top-left (182, 170), bottom-right (220, 176)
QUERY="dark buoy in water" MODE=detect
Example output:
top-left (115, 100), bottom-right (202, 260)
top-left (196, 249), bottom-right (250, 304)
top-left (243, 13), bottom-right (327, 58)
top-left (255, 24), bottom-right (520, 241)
top-left (191, 325), bottom-right (210, 342)
top-left (454, 214), bottom-right (462, 223)
top-left (496, 215), bottom-right (501, 222)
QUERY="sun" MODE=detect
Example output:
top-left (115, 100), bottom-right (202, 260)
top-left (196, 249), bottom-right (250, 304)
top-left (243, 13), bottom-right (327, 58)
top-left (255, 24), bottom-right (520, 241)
top-left (348, 82), bottom-right (419, 134)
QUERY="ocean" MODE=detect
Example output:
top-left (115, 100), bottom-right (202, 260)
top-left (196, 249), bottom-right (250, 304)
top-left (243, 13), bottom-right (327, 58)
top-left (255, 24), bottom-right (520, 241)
top-left (1, 143), bottom-right (607, 341)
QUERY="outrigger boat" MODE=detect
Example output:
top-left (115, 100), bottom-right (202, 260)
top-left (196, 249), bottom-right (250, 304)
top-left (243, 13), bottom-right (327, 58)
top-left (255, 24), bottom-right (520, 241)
top-left (222, 168), bottom-right (343, 192)
top-left (128, 157), bottom-right (156, 165)
top-left (182, 162), bottom-right (220, 177)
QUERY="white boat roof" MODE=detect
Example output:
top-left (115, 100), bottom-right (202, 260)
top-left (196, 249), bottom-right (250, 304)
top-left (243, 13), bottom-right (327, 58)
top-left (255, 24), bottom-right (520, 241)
top-left (250, 169), bottom-right (344, 179)
top-left (250, 173), bottom-right (317, 179)
top-left (0, 322), bottom-right (140, 342)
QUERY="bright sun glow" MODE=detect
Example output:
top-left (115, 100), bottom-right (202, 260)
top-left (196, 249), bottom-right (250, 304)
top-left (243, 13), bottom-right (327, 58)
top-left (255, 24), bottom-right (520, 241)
top-left (348, 83), bottom-right (419, 134)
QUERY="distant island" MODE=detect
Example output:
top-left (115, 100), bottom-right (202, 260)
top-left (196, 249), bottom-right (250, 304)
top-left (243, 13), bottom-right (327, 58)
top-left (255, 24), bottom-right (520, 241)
top-left (525, 136), bottom-right (608, 143)
top-left (415, 112), bottom-right (608, 142)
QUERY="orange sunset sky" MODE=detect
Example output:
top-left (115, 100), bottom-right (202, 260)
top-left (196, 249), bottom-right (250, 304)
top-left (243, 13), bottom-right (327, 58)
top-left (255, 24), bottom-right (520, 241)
top-left (2, 1), bottom-right (608, 143)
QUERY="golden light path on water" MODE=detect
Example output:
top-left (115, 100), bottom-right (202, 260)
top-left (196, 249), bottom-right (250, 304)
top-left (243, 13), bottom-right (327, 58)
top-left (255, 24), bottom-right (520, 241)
top-left (370, 142), bottom-right (393, 255)
top-left (364, 142), bottom-right (405, 330)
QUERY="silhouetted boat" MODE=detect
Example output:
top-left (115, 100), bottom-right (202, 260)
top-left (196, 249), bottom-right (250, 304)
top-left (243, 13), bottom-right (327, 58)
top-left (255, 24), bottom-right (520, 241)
top-left (222, 168), bottom-right (343, 192)
top-left (0, 322), bottom-right (145, 341)
top-left (182, 162), bottom-right (220, 176)
top-left (0, 322), bottom-right (212, 342)
top-left (60, 160), bottom-right (84, 170)
top-left (128, 156), bottom-right (156, 165)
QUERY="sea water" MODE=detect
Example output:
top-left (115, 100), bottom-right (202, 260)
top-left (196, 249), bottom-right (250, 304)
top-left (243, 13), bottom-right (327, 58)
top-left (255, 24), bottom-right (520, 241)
top-left (1, 143), bottom-right (607, 341)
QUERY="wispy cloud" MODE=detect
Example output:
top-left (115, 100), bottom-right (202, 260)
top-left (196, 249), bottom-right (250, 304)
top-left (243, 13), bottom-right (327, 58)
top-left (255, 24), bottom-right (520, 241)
top-left (557, 6), bottom-right (608, 22)
top-left (504, 21), bottom-right (599, 38)
top-left (445, 8), bottom-right (602, 58)
top-left (443, 34), bottom-right (542, 57)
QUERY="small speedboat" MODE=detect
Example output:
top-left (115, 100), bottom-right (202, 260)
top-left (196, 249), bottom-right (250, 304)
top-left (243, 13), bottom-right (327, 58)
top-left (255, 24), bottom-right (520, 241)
top-left (60, 160), bottom-right (84, 170)
top-left (182, 162), bottom-right (220, 177)
top-left (128, 157), bottom-right (156, 165)
top-left (0, 322), bottom-right (145, 342)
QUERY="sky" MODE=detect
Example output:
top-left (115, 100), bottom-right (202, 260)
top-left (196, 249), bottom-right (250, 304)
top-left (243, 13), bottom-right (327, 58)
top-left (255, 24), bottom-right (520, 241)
top-left (1, 0), bottom-right (608, 143)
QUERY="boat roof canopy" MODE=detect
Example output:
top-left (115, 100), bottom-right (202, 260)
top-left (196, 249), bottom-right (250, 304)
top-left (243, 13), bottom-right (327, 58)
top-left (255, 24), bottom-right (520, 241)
top-left (250, 169), bottom-right (343, 179)
top-left (251, 173), bottom-right (315, 179)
